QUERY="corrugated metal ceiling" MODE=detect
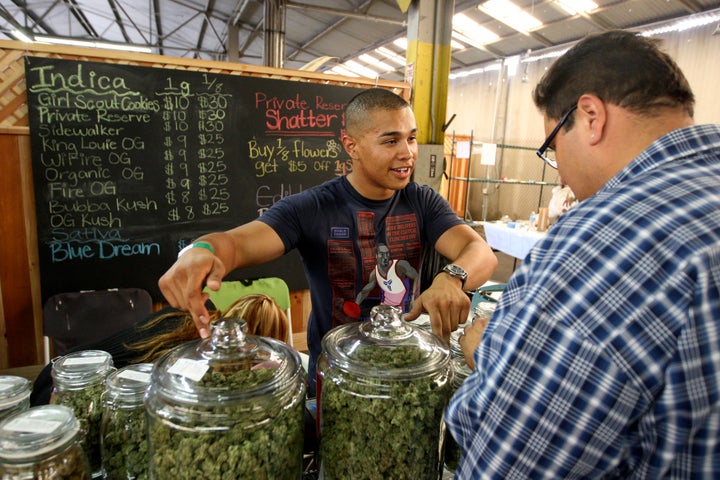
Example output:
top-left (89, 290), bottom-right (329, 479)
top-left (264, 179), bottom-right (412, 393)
top-left (1, 0), bottom-right (719, 82)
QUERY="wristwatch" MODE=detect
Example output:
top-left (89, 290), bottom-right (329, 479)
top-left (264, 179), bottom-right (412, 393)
top-left (441, 264), bottom-right (468, 289)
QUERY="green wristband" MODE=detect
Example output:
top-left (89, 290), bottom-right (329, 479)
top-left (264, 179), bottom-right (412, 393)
top-left (177, 241), bottom-right (215, 258)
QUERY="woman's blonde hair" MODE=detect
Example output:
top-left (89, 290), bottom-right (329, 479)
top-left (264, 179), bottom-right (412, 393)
top-left (129, 293), bottom-right (289, 363)
top-left (223, 293), bottom-right (289, 341)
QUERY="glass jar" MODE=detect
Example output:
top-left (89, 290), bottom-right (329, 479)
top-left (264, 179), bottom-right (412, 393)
top-left (317, 305), bottom-right (453, 480)
top-left (0, 404), bottom-right (91, 479)
top-left (472, 301), bottom-right (497, 325)
top-left (443, 357), bottom-right (472, 473)
top-left (449, 325), bottom-right (466, 360)
top-left (145, 318), bottom-right (306, 480)
top-left (100, 363), bottom-right (153, 480)
top-left (51, 350), bottom-right (114, 476)
top-left (0, 376), bottom-right (31, 423)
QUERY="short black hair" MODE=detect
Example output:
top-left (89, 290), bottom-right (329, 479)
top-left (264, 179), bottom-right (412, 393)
top-left (344, 88), bottom-right (410, 134)
top-left (533, 30), bottom-right (694, 124)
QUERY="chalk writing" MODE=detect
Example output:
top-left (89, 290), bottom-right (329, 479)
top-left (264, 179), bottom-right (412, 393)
top-left (25, 56), bottom-right (364, 299)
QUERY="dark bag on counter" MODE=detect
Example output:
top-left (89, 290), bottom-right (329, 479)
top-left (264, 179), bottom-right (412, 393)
top-left (43, 288), bottom-right (153, 359)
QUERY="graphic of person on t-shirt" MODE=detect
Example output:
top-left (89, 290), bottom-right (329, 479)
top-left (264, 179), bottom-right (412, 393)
top-left (355, 243), bottom-right (419, 311)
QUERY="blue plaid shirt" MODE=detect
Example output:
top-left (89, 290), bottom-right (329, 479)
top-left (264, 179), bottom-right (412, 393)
top-left (446, 124), bottom-right (720, 479)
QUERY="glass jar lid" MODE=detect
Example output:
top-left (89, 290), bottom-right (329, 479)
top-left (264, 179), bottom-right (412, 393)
top-left (103, 363), bottom-right (153, 407)
top-left (473, 301), bottom-right (497, 320)
top-left (449, 325), bottom-right (467, 358)
top-left (51, 350), bottom-right (114, 390)
top-left (0, 405), bottom-right (80, 463)
top-left (0, 375), bottom-right (31, 410)
top-left (149, 318), bottom-right (302, 407)
top-left (321, 305), bottom-right (450, 379)
top-left (451, 357), bottom-right (472, 383)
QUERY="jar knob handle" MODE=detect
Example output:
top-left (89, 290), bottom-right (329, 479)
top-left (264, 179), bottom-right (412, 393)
top-left (210, 318), bottom-right (247, 350)
top-left (363, 305), bottom-right (412, 339)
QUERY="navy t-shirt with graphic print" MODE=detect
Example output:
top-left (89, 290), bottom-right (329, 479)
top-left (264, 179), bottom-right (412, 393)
top-left (260, 176), bottom-right (463, 393)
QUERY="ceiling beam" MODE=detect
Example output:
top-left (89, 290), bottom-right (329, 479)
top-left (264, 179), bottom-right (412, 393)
top-left (8, 0), bottom-right (58, 36)
top-left (674, 0), bottom-right (703, 13)
top-left (194, 0), bottom-right (216, 59)
top-left (153, 0), bottom-right (164, 55)
top-left (285, 1), bottom-right (406, 26)
top-left (286, 0), bottom-right (401, 62)
top-left (106, 0), bottom-right (130, 43)
top-left (62, 0), bottom-right (98, 38)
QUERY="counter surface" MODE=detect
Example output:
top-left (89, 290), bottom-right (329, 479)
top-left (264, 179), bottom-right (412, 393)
top-left (483, 221), bottom-right (546, 260)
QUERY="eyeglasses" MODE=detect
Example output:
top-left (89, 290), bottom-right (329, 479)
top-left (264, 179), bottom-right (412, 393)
top-left (536, 104), bottom-right (578, 169)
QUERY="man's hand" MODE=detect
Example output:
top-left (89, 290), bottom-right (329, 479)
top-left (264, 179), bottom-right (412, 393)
top-left (458, 315), bottom-right (489, 370)
top-left (158, 247), bottom-right (227, 338)
top-left (404, 273), bottom-right (470, 342)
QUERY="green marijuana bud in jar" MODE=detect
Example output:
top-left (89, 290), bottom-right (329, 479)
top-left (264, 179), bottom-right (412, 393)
top-left (100, 363), bottom-right (153, 480)
top-left (318, 305), bottom-right (453, 480)
top-left (51, 350), bottom-right (115, 477)
top-left (145, 318), bottom-right (306, 480)
top-left (0, 404), bottom-right (91, 479)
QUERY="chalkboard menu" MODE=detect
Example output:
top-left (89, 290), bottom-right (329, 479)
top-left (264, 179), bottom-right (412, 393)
top-left (25, 56), bottom-right (363, 301)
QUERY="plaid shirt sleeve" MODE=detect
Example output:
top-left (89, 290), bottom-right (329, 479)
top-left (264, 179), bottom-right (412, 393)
top-left (445, 125), bottom-right (720, 479)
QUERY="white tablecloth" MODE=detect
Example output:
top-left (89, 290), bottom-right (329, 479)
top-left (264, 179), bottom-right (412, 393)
top-left (483, 221), bottom-right (546, 259)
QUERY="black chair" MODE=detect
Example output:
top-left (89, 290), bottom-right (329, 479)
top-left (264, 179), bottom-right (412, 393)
top-left (42, 288), bottom-right (153, 363)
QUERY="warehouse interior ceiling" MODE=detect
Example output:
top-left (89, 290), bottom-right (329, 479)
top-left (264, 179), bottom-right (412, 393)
top-left (1, 0), bottom-right (719, 83)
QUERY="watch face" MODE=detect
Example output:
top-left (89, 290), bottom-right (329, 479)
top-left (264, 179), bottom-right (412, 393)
top-left (444, 264), bottom-right (467, 278)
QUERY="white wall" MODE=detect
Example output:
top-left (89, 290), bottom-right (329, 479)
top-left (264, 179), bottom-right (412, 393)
top-left (446, 23), bottom-right (720, 222)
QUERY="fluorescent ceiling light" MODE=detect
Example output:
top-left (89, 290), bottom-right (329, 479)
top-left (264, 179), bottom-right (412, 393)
top-left (327, 66), bottom-right (360, 77)
top-left (521, 48), bottom-right (568, 63)
top-left (393, 37), bottom-right (408, 50)
top-left (453, 13), bottom-right (500, 46)
top-left (375, 47), bottom-right (406, 66)
top-left (452, 31), bottom-right (480, 50)
top-left (450, 38), bottom-right (467, 50)
top-left (554, 0), bottom-right (598, 16)
top-left (478, 0), bottom-right (542, 33)
top-left (358, 54), bottom-right (395, 72)
top-left (449, 62), bottom-right (502, 80)
top-left (34, 35), bottom-right (152, 54)
top-left (11, 29), bottom-right (33, 43)
top-left (342, 60), bottom-right (380, 78)
top-left (640, 12), bottom-right (720, 37)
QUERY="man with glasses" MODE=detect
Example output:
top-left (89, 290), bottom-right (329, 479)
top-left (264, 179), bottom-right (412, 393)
top-left (446, 30), bottom-right (720, 478)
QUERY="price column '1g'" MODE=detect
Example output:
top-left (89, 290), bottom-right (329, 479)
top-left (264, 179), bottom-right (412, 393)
top-left (158, 77), bottom-right (193, 222)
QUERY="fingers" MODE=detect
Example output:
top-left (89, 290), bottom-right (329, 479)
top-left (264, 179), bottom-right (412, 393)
top-left (458, 316), bottom-right (490, 370)
top-left (187, 289), bottom-right (212, 338)
top-left (458, 328), bottom-right (474, 370)
top-left (431, 303), bottom-right (457, 342)
top-left (426, 298), bottom-right (468, 343)
top-left (204, 259), bottom-right (225, 292)
top-left (403, 297), bottom-right (424, 321)
top-left (459, 320), bottom-right (481, 370)
top-left (158, 249), bottom-right (225, 339)
top-left (470, 314), bottom-right (490, 333)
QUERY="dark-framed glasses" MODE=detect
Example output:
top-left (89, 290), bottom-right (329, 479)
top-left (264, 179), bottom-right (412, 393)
top-left (536, 104), bottom-right (578, 169)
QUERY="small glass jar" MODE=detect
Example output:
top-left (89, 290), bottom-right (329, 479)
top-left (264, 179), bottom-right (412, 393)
top-left (0, 376), bottom-right (31, 423)
top-left (51, 350), bottom-right (114, 476)
top-left (0, 404), bottom-right (91, 479)
top-left (145, 318), bottom-right (306, 480)
top-left (449, 325), bottom-right (466, 359)
top-left (472, 301), bottom-right (497, 324)
top-left (100, 363), bottom-right (153, 480)
top-left (317, 305), bottom-right (453, 480)
top-left (443, 357), bottom-right (472, 473)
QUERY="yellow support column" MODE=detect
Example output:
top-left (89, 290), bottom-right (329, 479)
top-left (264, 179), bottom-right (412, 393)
top-left (405, 0), bottom-right (454, 144)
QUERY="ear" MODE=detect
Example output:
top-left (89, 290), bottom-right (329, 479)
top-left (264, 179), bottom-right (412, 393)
top-left (341, 133), bottom-right (358, 159)
top-left (577, 94), bottom-right (606, 146)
